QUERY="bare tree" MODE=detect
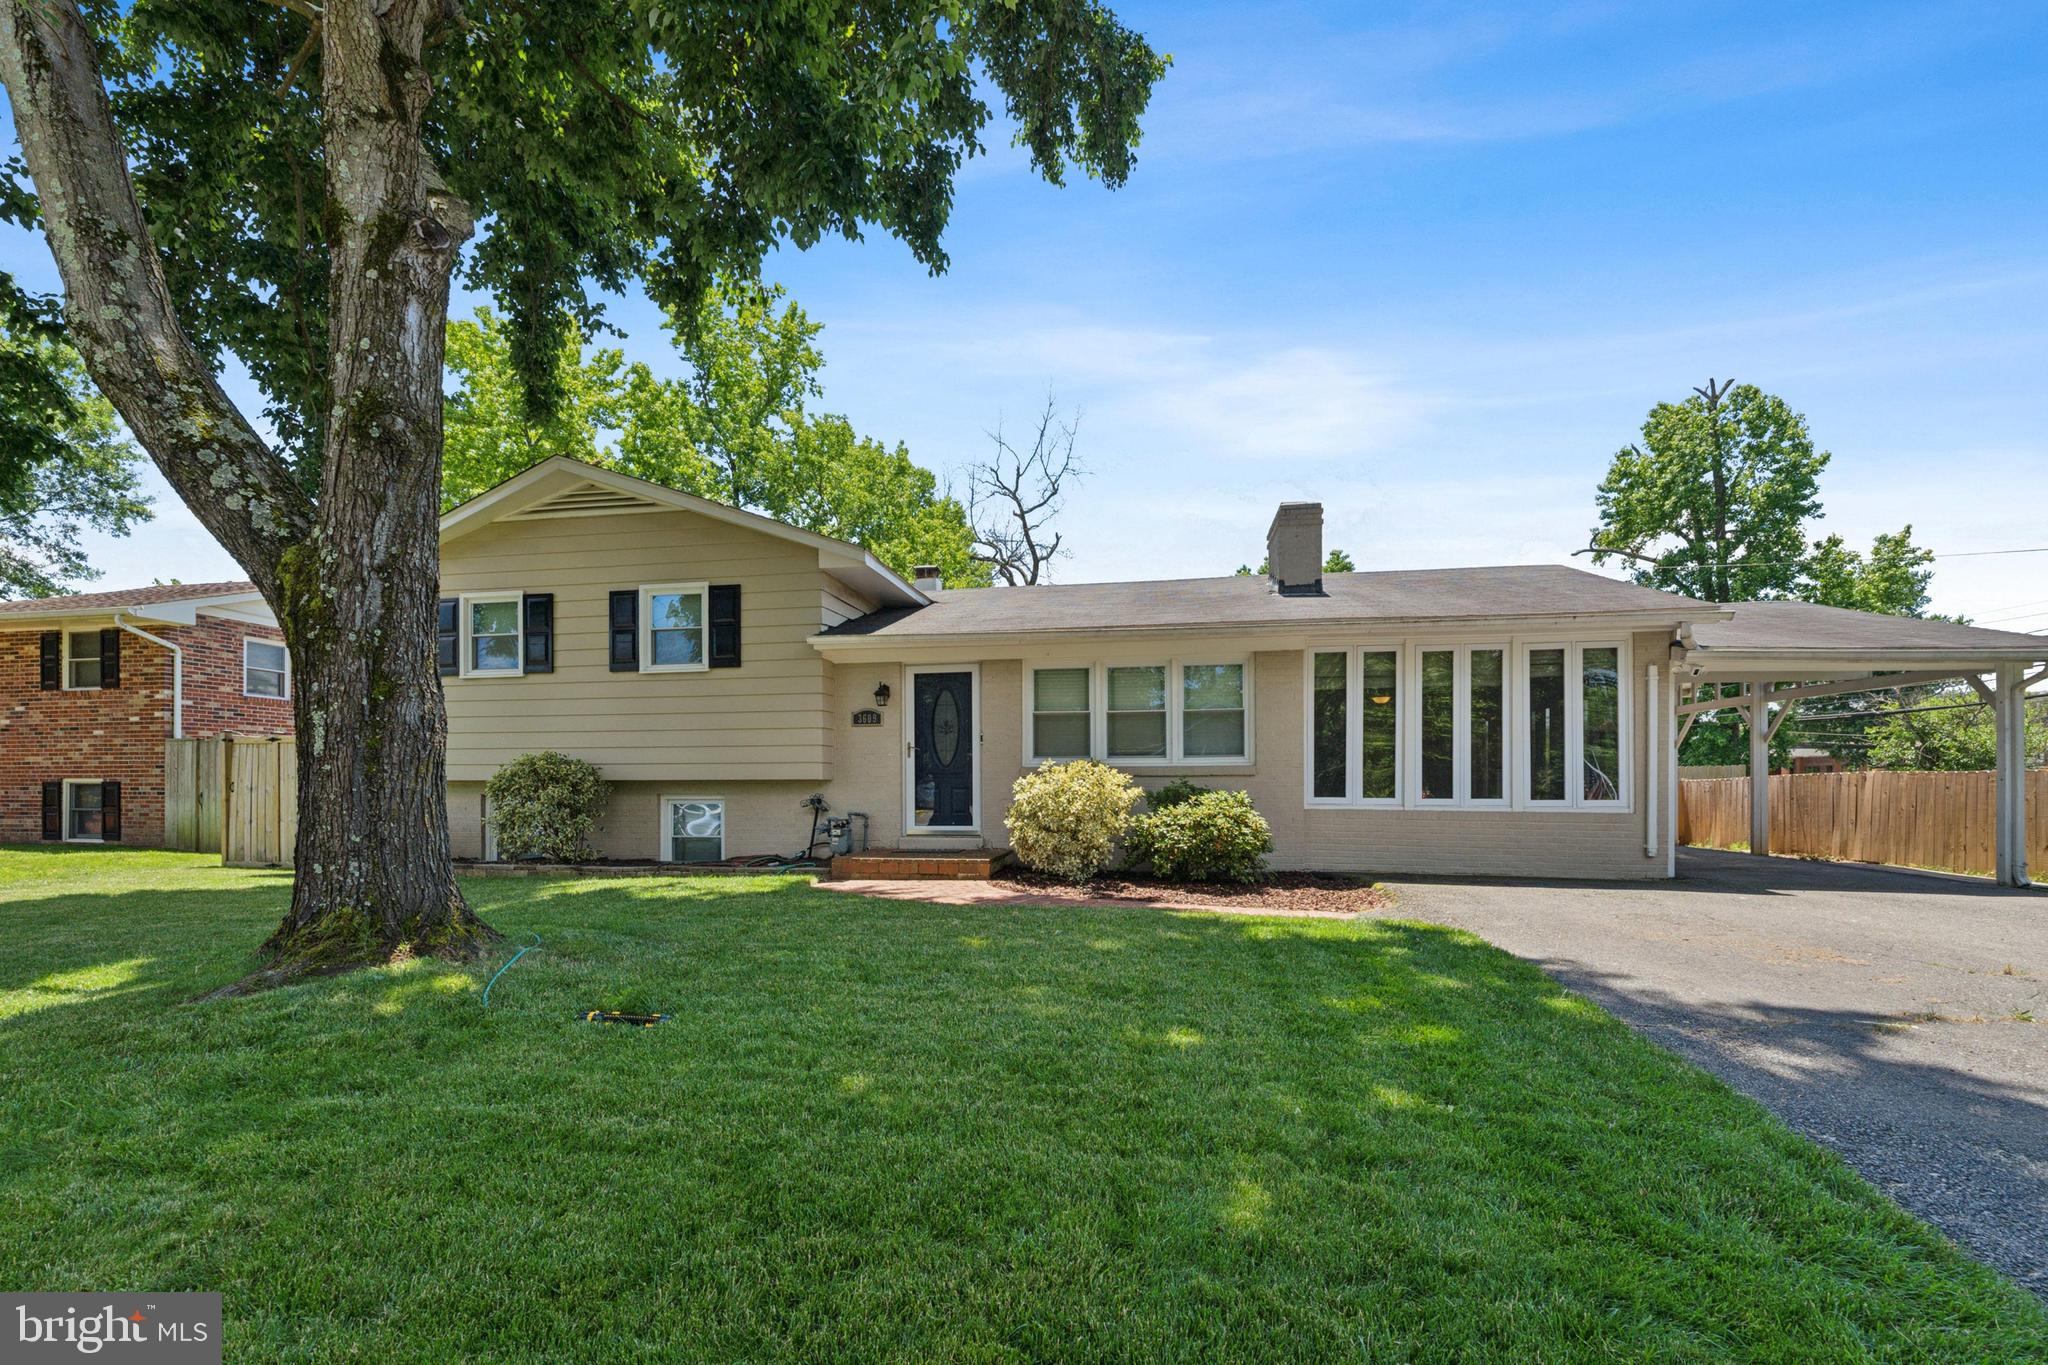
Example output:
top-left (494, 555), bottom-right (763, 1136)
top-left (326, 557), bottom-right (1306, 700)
top-left (968, 397), bottom-right (1085, 586)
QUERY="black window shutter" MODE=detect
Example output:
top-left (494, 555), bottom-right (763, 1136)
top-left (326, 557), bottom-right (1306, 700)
top-left (609, 591), bottom-right (639, 672)
top-left (39, 632), bottom-right (60, 689)
top-left (101, 780), bottom-right (122, 843)
top-left (99, 628), bottom-right (121, 689)
top-left (41, 781), bottom-right (62, 840)
top-left (709, 584), bottom-right (741, 668)
top-left (522, 593), bottom-right (554, 673)
top-left (436, 598), bottom-right (459, 676)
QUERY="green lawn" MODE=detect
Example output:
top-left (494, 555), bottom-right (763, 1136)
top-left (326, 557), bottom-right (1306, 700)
top-left (2, 848), bottom-right (2041, 1361)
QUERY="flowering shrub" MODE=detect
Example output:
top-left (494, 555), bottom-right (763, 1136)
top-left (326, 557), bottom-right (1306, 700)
top-left (1125, 789), bottom-right (1273, 884)
top-left (484, 751), bottom-right (610, 861)
top-left (1005, 760), bottom-right (1143, 881)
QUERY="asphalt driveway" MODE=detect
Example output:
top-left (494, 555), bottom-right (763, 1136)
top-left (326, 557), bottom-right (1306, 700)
top-left (1382, 848), bottom-right (2048, 1297)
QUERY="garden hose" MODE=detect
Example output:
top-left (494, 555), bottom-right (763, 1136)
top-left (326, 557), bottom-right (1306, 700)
top-left (482, 932), bottom-right (541, 1009)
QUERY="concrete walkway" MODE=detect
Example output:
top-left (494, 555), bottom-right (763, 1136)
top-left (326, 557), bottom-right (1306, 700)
top-left (1379, 848), bottom-right (2048, 1297)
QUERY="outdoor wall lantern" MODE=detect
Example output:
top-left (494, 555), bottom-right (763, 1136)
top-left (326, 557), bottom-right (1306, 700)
top-left (874, 682), bottom-right (892, 708)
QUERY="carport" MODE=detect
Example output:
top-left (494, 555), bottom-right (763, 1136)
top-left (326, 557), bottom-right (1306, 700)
top-left (1659, 601), bottom-right (2046, 886)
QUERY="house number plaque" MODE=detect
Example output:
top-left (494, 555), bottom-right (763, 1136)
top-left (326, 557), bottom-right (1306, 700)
top-left (851, 709), bottom-right (882, 726)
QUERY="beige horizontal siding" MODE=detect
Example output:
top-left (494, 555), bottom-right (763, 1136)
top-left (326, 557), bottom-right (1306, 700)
top-left (441, 509), bottom-right (836, 782)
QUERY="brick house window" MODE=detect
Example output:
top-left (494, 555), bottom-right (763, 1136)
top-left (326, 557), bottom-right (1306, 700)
top-left (65, 780), bottom-right (105, 841)
top-left (65, 630), bottom-right (103, 689)
top-left (244, 638), bottom-right (290, 698)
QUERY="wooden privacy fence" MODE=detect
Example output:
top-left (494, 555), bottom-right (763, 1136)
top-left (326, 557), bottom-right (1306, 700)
top-left (1678, 769), bottom-right (2047, 879)
top-left (164, 736), bottom-right (298, 867)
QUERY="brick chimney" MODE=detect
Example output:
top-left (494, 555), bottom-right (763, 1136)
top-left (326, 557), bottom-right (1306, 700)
top-left (1266, 502), bottom-right (1324, 596)
top-left (913, 565), bottom-right (943, 592)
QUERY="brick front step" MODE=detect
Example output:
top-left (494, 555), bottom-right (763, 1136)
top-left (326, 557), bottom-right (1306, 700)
top-left (831, 847), bottom-right (1013, 880)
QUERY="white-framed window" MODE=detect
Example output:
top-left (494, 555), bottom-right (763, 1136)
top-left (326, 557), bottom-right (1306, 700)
top-left (1029, 666), bottom-right (1093, 762)
top-left (63, 778), bottom-right (105, 842)
top-left (640, 583), bottom-right (708, 672)
top-left (1023, 660), bottom-right (1253, 767)
top-left (1304, 640), bottom-right (1627, 810)
top-left (243, 638), bottom-right (290, 698)
top-left (461, 593), bottom-right (524, 676)
top-left (1106, 665), bottom-right (1168, 760)
top-left (661, 796), bottom-right (725, 863)
top-left (64, 630), bottom-right (103, 690)
top-left (1521, 641), bottom-right (1627, 806)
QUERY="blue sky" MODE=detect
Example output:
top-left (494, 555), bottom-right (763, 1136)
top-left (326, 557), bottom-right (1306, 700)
top-left (10, 0), bottom-right (2048, 625)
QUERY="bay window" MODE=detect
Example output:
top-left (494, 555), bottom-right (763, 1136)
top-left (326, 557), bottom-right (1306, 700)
top-left (1025, 660), bottom-right (1252, 766)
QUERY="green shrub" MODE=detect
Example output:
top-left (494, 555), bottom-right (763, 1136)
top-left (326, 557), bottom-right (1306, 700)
top-left (1005, 760), bottom-right (1143, 882)
top-left (485, 751), bottom-right (611, 862)
top-left (1125, 789), bottom-right (1273, 884)
top-left (1144, 778), bottom-right (1212, 812)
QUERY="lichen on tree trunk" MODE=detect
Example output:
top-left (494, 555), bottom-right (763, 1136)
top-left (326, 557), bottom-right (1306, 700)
top-left (0, 0), bottom-right (493, 977)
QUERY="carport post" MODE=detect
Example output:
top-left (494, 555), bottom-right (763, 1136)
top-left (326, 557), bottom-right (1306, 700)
top-left (1748, 684), bottom-right (1771, 858)
top-left (1994, 665), bottom-right (2028, 887)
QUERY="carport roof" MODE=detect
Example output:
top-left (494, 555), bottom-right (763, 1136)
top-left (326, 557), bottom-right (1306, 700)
top-left (1685, 600), bottom-right (2047, 668)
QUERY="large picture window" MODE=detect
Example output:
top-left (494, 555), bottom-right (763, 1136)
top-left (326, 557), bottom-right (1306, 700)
top-left (1025, 660), bottom-right (1252, 766)
top-left (1305, 641), bottom-right (1624, 809)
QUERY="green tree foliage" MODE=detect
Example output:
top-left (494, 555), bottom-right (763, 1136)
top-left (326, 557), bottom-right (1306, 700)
top-left (1235, 549), bottom-right (1354, 576)
top-left (0, 330), bottom-right (150, 598)
top-left (444, 291), bottom-right (989, 586)
top-left (1798, 527), bottom-right (1938, 618)
top-left (1864, 691), bottom-right (2048, 772)
top-left (1591, 380), bottom-right (1943, 767)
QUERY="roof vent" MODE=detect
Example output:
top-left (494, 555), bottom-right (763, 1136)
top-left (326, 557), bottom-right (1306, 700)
top-left (504, 479), bottom-right (665, 521)
top-left (1266, 502), bottom-right (1324, 597)
top-left (912, 565), bottom-right (943, 592)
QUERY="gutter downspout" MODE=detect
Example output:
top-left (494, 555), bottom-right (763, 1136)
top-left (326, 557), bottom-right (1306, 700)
top-left (1645, 664), bottom-right (1659, 862)
top-left (113, 613), bottom-right (182, 739)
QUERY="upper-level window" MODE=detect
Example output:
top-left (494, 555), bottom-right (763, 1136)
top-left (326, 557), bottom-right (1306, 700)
top-left (244, 639), bottom-right (290, 698)
top-left (1026, 660), bottom-right (1251, 765)
top-left (65, 630), bottom-right (102, 689)
top-left (641, 583), bottom-right (707, 672)
top-left (463, 595), bottom-right (523, 675)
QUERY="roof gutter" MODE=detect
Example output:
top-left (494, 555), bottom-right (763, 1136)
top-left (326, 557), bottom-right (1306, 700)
top-left (114, 612), bottom-right (181, 739)
top-left (809, 607), bottom-right (1727, 656)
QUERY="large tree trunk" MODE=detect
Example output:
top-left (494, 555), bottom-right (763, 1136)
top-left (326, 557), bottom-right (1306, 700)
top-left (1, 0), bottom-right (491, 973)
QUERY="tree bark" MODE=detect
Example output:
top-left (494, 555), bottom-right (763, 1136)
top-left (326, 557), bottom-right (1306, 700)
top-left (0, 0), bottom-right (491, 971)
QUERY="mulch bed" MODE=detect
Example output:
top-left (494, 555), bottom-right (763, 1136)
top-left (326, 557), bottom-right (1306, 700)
top-left (991, 869), bottom-right (1392, 915)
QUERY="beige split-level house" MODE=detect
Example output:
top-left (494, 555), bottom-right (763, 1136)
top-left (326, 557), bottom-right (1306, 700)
top-left (441, 457), bottom-right (2047, 883)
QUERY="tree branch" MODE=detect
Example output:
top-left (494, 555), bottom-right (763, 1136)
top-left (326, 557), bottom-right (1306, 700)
top-left (0, 0), bottom-right (312, 585)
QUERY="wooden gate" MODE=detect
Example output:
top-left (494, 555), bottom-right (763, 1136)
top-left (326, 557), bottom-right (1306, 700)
top-left (164, 736), bottom-right (298, 866)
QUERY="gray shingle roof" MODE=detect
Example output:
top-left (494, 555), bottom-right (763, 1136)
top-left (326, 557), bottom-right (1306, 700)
top-left (1690, 600), bottom-right (2048, 657)
top-left (821, 565), bottom-right (1715, 640)
top-left (0, 581), bottom-right (259, 617)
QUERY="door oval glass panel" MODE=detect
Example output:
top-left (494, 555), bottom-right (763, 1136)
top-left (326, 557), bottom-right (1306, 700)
top-left (933, 689), bottom-right (962, 766)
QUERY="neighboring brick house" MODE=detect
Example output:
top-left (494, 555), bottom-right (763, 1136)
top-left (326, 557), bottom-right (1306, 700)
top-left (0, 582), bottom-right (293, 847)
